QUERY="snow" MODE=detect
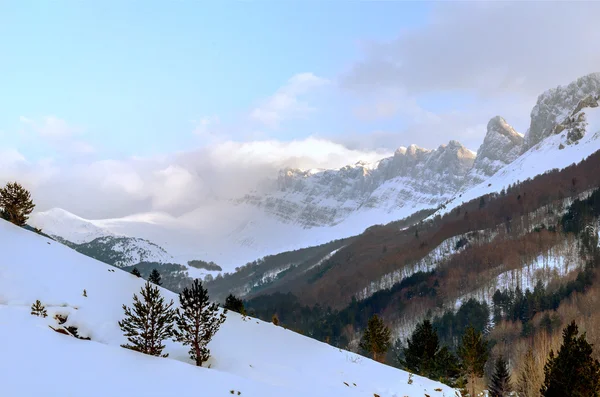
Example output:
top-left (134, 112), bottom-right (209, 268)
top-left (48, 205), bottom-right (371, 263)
top-left (30, 207), bottom-right (121, 244)
top-left (435, 119), bottom-right (600, 219)
top-left (0, 219), bottom-right (457, 397)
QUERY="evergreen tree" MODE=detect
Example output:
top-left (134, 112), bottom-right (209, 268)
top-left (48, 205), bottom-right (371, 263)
top-left (458, 325), bottom-right (488, 397)
top-left (359, 314), bottom-right (391, 362)
top-left (149, 269), bottom-right (162, 286)
top-left (30, 300), bottom-right (47, 317)
top-left (173, 279), bottom-right (226, 366)
top-left (131, 268), bottom-right (141, 277)
top-left (540, 320), bottom-right (600, 397)
top-left (0, 182), bottom-right (35, 226)
top-left (402, 319), bottom-right (440, 377)
top-left (224, 294), bottom-right (246, 315)
top-left (118, 281), bottom-right (176, 357)
top-left (489, 356), bottom-right (512, 397)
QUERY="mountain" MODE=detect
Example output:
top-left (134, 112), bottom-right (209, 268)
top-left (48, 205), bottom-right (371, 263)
top-left (32, 207), bottom-right (119, 244)
top-left (465, 116), bottom-right (524, 186)
top-left (257, 140), bottom-right (475, 228)
top-left (31, 73), bottom-right (600, 277)
top-left (31, 141), bottom-right (477, 272)
top-left (524, 72), bottom-right (600, 150)
top-left (0, 218), bottom-right (457, 397)
top-left (62, 235), bottom-right (174, 268)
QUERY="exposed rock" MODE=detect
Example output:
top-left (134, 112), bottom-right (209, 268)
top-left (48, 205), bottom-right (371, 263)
top-left (467, 116), bottom-right (524, 185)
top-left (524, 73), bottom-right (600, 151)
top-left (239, 140), bottom-right (476, 228)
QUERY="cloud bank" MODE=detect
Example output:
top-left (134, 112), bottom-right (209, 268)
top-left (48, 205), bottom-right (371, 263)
top-left (1, 137), bottom-right (390, 219)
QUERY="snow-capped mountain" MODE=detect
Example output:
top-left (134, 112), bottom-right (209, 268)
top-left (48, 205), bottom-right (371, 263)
top-left (67, 236), bottom-right (174, 268)
top-left (524, 72), bottom-right (600, 150)
top-left (0, 218), bottom-right (457, 397)
top-left (465, 116), bottom-right (524, 186)
top-left (250, 140), bottom-right (475, 228)
top-left (31, 73), bottom-right (600, 272)
top-left (436, 75), bottom-right (600, 217)
top-left (31, 209), bottom-right (176, 268)
top-left (32, 207), bottom-right (120, 244)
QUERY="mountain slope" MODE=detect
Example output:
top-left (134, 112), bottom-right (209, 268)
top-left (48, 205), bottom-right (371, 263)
top-left (0, 219), bottom-right (457, 397)
top-left (31, 73), bottom-right (600, 274)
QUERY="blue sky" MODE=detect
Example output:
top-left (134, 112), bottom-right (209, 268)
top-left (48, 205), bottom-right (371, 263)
top-left (0, 1), bottom-right (432, 160)
top-left (2, 1), bottom-right (600, 217)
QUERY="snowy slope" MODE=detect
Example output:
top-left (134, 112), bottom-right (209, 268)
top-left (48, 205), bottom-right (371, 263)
top-left (31, 207), bottom-right (119, 244)
top-left (435, 106), bottom-right (600, 218)
top-left (0, 219), bottom-right (458, 397)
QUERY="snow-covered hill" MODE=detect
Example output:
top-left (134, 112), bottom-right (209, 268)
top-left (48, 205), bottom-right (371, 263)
top-left (30, 73), bottom-right (600, 272)
top-left (31, 207), bottom-right (119, 244)
top-left (0, 219), bottom-right (457, 397)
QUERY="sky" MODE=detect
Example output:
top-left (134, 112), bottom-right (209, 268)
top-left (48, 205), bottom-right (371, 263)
top-left (1, 1), bottom-right (600, 218)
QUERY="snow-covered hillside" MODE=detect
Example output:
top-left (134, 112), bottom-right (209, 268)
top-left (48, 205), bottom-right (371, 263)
top-left (435, 104), bottom-right (600, 218)
top-left (0, 219), bottom-right (458, 397)
top-left (31, 207), bottom-right (120, 244)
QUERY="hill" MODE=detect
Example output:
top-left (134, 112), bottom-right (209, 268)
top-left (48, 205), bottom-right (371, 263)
top-left (0, 218), bottom-right (457, 397)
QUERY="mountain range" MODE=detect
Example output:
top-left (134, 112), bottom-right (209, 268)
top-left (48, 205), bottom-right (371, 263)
top-left (30, 73), bottom-right (600, 277)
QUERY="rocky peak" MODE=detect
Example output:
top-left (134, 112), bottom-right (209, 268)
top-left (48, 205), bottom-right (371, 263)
top-left (524, 72), bottom-right (600, 150)
top-left (477, 116), bottom-right (523, 164)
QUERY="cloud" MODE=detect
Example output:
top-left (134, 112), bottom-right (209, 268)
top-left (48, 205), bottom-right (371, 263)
top-left (250, 73), bottom-right (329, 128)
top-left (20, 115), bottom-right (81, 138)
top-left (335, 2), bottom-right (600, 150)
top-left (6, 137), bottom-right (388, 219)
top-left (342, 2), bottom-right (600, 98)
top-left (19, 116), bottom-right (95, 156)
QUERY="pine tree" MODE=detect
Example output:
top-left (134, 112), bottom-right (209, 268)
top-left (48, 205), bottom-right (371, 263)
top-left (272, 314), bottom-right (279, 326)
top-left (402, 319), bottom-right (439, 377)
top-left (489, 356), bottom-right (512, 397)
top-left (0, 182), bottom-right (35, 226)
top-left (149, 269), bottom-right (161, 286)
top-left (30, 300), bottom-right (47, 317)
top-left (131, 268), bottom-right (141, 277)
top-left (458, 325), bottom-right (488, 397)
top-left (224, 294), bottom-right (246, 316)
top-left (118, 281), bottom-right (176, 357)
top-left (359, 314), bottom-right (391, 362)
top-left (173, 279), bottom-right (226, 366)
top-left (540, 320), bottom-right (600, 397)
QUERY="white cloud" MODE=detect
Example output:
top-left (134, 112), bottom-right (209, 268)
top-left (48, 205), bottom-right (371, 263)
top-left (342, 2), bottom-right (600, 98)
top-left (337, 2), bottom-right (600, 150)
top-left (250, 73), bottom-right (329, 128)
top-left (19, 116), bottom-right (95, 155)
top-left (6, 137), bottom-right (387, 219)
top-left (20, 115), bottom-right (81, 138)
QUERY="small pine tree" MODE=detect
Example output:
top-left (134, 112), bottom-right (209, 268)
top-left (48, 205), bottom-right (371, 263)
top-left (402, 319), bottom-right (439, 377)
top-left (0, 181), bottom-right (36, 226)
top-left (83, 289), bottom-right (87, 297)
top-left (540, 320), bottom-right (600, 397)
top-left (224, 294), bottom-right (246, 316)
top-left (458, 325), bottom-right (488, 397)
top-left (118, 281), bottom-right (176, 357)
top-left (272, 314), bottom-right (279, 326)
top-left (149, 269), bottom-right (161, 286)
top-left (30, 300), bottom-right (47, 317)
top-left (489, 356), bottom-right (512, 397)
top-left (173, 279), bottom-right (227, 366)
top-left (131, 268), bottom-right (141, 277)
top-left (359, 314), bottom-right (391, 362)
